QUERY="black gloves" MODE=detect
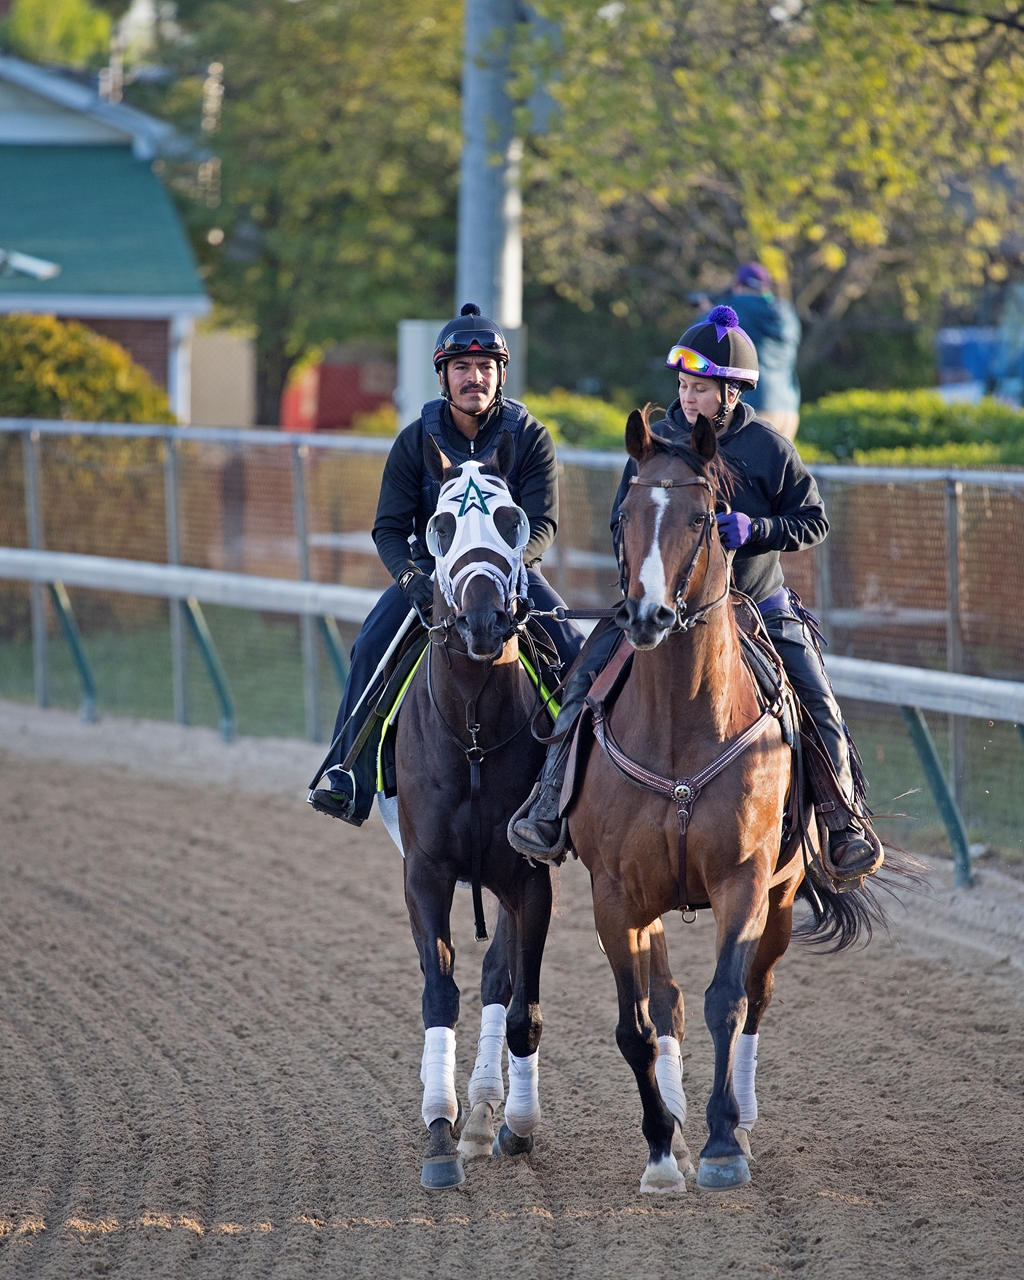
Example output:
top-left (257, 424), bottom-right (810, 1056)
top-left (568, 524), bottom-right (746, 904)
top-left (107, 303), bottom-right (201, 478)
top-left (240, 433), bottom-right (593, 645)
top-left (400, 569), bottom-right (435, 624)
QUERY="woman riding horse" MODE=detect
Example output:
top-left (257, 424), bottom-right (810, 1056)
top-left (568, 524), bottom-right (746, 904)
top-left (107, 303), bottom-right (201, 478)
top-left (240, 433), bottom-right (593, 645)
top-left (309, 304), bottom-right (582, 823)
top-left (512, 306), bottom-right (882, 885)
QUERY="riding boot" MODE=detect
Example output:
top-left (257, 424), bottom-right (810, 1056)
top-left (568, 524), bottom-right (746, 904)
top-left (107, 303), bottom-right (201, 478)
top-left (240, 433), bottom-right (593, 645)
top-left (508, 665), bottom-right (592, 862)
top-left (760, 603), bottom-right (882, 881)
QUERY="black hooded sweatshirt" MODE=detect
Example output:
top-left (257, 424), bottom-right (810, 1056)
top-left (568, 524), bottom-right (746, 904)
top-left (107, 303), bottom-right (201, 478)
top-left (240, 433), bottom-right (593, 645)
top-left (610, 400), bottom-right (828, 605)
top-left (372, 399), bottom-right (558, 584)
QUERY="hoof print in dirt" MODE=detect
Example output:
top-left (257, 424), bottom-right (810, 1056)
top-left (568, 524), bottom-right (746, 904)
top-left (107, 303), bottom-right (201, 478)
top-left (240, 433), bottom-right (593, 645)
top-left (696, 1154), bottom-right (750, 1190)
top-left (492, 1123), bottom-right (535, 1157)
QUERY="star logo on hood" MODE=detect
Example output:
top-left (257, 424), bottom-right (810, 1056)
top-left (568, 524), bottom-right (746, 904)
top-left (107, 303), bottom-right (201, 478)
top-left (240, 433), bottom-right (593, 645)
top-left (455, 478), bottom-right (491, 517)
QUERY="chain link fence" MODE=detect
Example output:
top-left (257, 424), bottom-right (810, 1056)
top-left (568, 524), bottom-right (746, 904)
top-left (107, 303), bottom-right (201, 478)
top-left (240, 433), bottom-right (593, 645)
top-left (2, 424), bottom-right (1022, 861)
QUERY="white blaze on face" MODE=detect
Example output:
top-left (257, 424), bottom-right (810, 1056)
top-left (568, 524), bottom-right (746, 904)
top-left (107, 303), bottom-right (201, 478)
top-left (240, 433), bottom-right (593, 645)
top-left (638, 486), bottom-right (669, 613)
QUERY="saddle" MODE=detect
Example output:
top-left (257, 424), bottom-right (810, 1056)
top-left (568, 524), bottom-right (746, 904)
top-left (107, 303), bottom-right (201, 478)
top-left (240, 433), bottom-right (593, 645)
top-left (556, 593), bottom-right (871, 896)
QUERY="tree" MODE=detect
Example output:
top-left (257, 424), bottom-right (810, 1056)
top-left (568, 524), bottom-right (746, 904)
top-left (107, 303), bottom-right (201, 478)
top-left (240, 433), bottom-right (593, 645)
top-left (521, 0), bottom-right (1024, 364)
top-left (144, 0), bottom-right (462, 423)
top-left (1, 0), bottom-right (111, 68)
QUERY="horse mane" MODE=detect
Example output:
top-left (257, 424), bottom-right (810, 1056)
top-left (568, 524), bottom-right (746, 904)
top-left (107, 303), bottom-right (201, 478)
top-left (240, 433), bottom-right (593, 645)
top-left (639, 403), bottom-right (736, 503)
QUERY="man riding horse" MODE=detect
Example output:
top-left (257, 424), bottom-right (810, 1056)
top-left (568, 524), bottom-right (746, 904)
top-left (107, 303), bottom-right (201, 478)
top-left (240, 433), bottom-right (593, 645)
top-left (310, 303), bottom-right (583, 823)
top-left (511, 305), bottom-right (882, 883)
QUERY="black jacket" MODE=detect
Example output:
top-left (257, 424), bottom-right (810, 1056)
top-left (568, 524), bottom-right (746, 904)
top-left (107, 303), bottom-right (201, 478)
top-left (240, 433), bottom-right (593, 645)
top-left (610, 401), bottom-right (828, 604)
top-left (372, 398), bottom-right (559, 584)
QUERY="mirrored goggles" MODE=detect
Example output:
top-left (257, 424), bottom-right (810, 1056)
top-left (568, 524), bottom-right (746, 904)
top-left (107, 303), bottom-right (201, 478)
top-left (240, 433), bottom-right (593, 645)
top-left (665, 344), bottom-right (758, 383)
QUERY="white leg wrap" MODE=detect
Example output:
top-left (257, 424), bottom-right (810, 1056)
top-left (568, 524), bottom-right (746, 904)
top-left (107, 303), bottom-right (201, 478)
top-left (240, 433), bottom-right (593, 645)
top-left (420, 1026), bottom-right (458, 1129)
top-left (504, 1049), bottom-right (541, 1137)
top-left (655, 1035), bottom-right (687, 1127)
top-left (733, 1032), bottom-right (758, 1132)
top-left (468, 1003), bottom-right (506, 1111)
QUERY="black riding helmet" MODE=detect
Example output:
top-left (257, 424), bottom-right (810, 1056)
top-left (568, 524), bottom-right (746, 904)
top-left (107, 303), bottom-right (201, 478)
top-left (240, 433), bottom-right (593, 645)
top-left (434, 303), bottom-right (510, 411)
top-left (666, 304), bottom-right (759, 429)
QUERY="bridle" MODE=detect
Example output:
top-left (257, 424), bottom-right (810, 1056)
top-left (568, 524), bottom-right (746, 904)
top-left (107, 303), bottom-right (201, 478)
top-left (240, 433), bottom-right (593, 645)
top-left (624, 472), bottom-right (731, 632)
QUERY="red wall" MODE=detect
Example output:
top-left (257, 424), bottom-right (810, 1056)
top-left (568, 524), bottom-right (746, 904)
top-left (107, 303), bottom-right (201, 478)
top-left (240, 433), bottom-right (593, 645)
top-left (280, 361), bottom-right (395, 432)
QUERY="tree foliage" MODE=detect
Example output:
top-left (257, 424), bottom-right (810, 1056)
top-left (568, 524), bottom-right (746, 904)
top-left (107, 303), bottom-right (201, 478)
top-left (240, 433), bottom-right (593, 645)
top-left (149, 0), bottom-right (462, 423)
top-left (522, 0), bottom-right (1024, 359)
top-left (1, 0), bottom-right (111, 68)
top-left (0, 315), bottom-right (173, 422)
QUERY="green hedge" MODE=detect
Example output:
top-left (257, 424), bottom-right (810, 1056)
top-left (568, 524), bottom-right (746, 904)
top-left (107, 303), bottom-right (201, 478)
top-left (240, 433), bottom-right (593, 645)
top-left (796, 389), bottom-right (1024, 467)
top-left (523, 389), bottom-right (627, 450)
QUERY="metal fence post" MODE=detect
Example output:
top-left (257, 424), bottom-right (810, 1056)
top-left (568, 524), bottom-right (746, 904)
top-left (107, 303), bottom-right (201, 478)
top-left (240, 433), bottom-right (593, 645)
top-left (945, 478), bottom-right (965, 811)
top-left (293, 443), bottom-right (319, 742)
top-left (164, 435), bottom-right (187, 725)
top-left (814, 475), bottom-right (834, 646)
top-left (900, 705), bottom-right (972, 888)
top-left (22, 428), bottom-right (47, 707)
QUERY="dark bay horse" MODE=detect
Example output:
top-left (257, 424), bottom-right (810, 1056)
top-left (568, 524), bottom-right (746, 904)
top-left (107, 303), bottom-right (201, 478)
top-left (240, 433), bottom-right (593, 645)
top-left (395, 431), bottom-right (554, 1189)
top-left (567, 408), bottom-right (883, 1194)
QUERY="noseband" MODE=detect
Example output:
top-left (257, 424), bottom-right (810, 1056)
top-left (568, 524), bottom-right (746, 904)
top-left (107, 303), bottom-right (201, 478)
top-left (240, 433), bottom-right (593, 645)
top-left (626, 473), bottom-right (730, 631)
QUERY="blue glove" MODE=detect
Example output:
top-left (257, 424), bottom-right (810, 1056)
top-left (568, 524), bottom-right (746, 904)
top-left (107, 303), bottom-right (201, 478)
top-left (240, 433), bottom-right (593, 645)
top-left (716, 511), bottom-right (754, 549)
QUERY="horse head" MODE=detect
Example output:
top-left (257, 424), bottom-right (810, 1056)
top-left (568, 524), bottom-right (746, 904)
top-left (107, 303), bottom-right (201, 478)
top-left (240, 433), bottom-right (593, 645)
top-left (424, 429), bottom-right (529, 660)
top-left (614, 406), bottom-right (723, 650)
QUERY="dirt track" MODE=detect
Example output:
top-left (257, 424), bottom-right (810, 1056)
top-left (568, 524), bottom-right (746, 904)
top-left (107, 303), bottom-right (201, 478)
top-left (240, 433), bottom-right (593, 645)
top-left (1, 701), bottom-right (1023, 1278)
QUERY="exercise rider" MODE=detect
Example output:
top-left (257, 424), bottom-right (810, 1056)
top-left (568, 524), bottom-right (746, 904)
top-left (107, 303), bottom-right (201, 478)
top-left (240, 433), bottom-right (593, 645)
top-left (512, 306), bottom-right (881, 881)
top-left (310, 303), bottom-right (583, 823)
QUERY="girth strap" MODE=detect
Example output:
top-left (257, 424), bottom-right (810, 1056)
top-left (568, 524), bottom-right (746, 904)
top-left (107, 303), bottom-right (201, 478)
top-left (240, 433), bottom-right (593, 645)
top-left (590, 693), bottom-right (782, 913)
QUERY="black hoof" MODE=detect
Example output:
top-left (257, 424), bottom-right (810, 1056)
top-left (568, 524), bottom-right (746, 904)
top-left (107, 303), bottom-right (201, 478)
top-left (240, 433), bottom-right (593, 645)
top-left (420, 1154), bottom-right (465, 1190)
top-left (697, 1154), bottom-right (750, 1190)
top-left (492, 1123), bottom-right (535, 1157)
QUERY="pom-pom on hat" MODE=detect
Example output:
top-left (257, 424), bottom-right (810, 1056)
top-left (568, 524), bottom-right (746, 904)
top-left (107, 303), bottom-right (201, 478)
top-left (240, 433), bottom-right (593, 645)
top-left (665, 305), bottom-right (759, 388)
top-left (433, 303), bottom-right (509, 370)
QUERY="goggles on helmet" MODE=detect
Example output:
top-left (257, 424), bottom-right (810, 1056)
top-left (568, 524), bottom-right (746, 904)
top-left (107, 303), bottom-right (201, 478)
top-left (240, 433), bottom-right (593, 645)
top-left (665, 344), bottom-right (759, 384)
top-left (435, 330), bottom-right (508, 359)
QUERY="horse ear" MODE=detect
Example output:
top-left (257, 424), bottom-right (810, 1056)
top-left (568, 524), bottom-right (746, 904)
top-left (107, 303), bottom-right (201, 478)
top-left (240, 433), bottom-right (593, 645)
top-left (691, 413), bottom-right (718, 461)
top-left (424, 434), bottom-right (453, 482)
top-left (494, 428), bottom-right (516, 479)
top-left (625, 409), bottom-right (650, 462)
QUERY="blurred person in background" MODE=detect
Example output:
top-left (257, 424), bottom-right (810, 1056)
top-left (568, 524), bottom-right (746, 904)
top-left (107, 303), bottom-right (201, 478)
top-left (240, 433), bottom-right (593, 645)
top-left (693, 263), bottom-right (802, 441)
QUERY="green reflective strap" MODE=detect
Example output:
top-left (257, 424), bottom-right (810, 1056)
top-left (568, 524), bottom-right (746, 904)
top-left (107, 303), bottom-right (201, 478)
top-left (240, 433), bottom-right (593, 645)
top-left (376, 647), bottom-right (429, 793)
top-left (518, 652), bottom-right (561, 720)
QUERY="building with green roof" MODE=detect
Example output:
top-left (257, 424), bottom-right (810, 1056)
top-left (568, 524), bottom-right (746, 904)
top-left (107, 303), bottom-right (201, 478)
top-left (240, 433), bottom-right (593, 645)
top-left (0, 54), bottom-right (209, 420)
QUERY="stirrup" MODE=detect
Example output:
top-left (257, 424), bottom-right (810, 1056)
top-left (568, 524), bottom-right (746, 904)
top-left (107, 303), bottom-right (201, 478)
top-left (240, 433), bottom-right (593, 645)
top-left (507, 784), bottom-right (569, 865)
top-left (815, 823), bottom-right (884, 893)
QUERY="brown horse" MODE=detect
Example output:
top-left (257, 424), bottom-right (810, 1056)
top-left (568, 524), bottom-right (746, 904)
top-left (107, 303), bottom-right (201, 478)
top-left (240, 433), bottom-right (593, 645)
top-left (567, 407), bottom-right (881, 1193)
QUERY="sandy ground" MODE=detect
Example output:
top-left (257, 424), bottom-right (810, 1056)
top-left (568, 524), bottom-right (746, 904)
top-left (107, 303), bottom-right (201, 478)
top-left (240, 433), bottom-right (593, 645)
top-left (1, 699), bottom-right (1023, 1279)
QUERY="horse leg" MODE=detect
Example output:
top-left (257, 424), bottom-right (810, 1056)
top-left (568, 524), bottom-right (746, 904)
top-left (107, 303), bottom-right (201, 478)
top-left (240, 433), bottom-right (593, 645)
top-left (459, 906), bottom-right (513, 1160)
top-left (698, 882), bottom-right (768, 1191)
top-left (495, 867), bottom-right (551, 1158)
top-left (405, 855), bottom-right (464, 1190)
top-left (595, 898), bottom-right (684, 1194)
top-left (732, 890), bottom-right (795, 1162)
top-left (648, 918), bottom-right (695, 1179)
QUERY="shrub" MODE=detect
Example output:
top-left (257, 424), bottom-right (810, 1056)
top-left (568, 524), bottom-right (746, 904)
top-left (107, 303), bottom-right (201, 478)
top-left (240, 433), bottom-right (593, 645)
top-left (797, 389), bottom-right (1024, 463)
top-left (523, 389), bottom-right (627, 450)
top-left (0, 314), bottom-right (174, 424)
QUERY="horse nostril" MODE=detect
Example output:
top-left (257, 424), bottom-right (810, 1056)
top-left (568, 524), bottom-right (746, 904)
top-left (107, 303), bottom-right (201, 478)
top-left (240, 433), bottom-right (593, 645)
top-left (653, 605), bottom-right (676, 631)
top-left (615, 599), bottom-right (637, 629)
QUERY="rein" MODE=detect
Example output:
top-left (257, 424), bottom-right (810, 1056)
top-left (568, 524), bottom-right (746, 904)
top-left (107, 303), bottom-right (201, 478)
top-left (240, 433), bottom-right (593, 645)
top-left (425, 628), bottom-right (544, 941)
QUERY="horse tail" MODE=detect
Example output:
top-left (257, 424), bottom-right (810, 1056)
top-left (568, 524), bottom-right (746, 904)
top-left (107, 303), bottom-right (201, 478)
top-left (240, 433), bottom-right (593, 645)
top-left (794, 845), bottom-right (926, 953)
